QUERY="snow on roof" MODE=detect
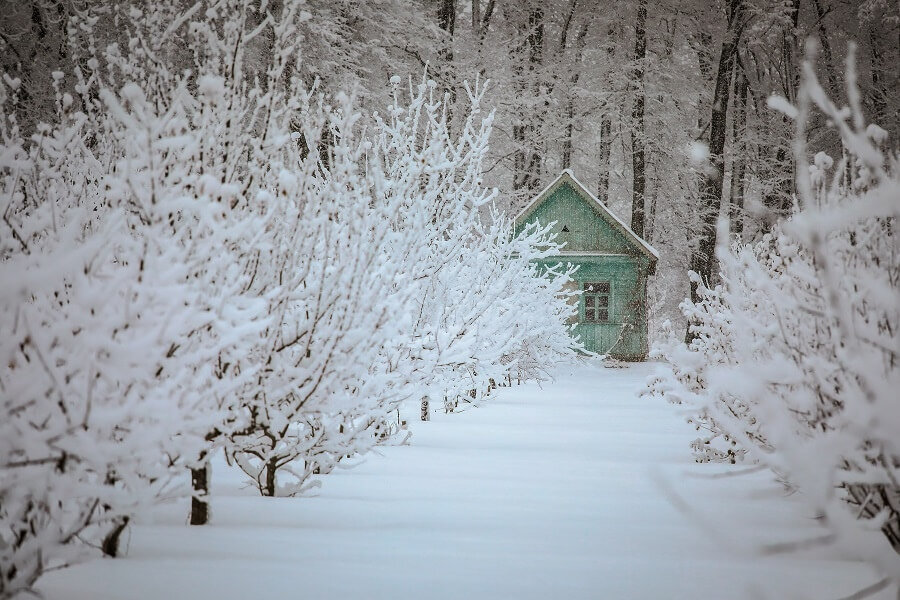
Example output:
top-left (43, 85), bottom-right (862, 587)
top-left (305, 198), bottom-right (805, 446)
top-left (514, 169), bottom-right (660, 263)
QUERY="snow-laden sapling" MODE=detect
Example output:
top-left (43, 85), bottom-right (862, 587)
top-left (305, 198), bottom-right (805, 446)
top-left (649, 46), bottom-right (900, 592)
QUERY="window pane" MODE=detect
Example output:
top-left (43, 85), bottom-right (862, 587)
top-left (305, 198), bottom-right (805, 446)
top-left (597, 295), bottom-right (608, 307)
top-left (585, 309), bottom-right (595, 322)
top-left (585, 296), bottom-right (595, 307)
top-left (584, 282), bottom-right (594, 292)
top-left (598, 309), bottom-right (609, 322)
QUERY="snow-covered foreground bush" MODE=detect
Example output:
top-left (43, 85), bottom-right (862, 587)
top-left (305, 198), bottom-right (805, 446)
top-left (648, 50), bottom-right (900, 592)
top-left (0, 1), bottom-right (578, 596)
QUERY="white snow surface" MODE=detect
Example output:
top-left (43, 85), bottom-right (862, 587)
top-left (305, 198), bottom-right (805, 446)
top-left (38, 361), bottom-right (888, 600)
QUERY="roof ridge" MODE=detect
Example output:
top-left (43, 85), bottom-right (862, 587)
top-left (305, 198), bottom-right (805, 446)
top-left (513, 170), bottom-right (659, 262)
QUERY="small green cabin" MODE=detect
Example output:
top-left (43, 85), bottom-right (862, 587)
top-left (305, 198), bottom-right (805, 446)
top-left (514, 170), bottom-right (658, 360)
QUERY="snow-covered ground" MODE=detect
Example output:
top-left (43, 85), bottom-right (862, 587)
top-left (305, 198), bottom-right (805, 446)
top-left (38, 361), bottom-right (889, 599)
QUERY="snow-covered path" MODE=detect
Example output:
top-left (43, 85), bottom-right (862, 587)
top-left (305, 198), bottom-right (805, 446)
top-left (40, 362), bottom-right (887, 599)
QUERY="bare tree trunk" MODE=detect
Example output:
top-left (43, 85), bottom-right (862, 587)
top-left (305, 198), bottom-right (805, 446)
top-left (764, 0), bottom-right (800, 224)
top-left (729, 65), bottom-right (748, 238)
top-left (513, 7), bottom-right (544, 192)
top-left (438, 0), bottom-right (456, 65)
top-left (474, 0), bottom-right (495, 80)
top-left (472, 0), bottom-right (480, 29)
top-left (190, 459), bottom-right (212, 525)
top-left (597, 117), bottom-right (612, 198)
top-left (562, 20), bottom-right (589, 170)
top-left (869, 27), bottom-right (888, 125)
top-left (264, 457), bottom-right (278, 497)
top-left (781, 0), bottom-right (801, 103)
top-left (630, 0), bottom-right (648, 238)
top-left (812, 0), bottom-right (839, 96)
top-left (687, 0), bottom-right (745, 340)
top-left (526, 7), bottom-right (544, 190)
top-left (101, 516), bottom-right (130, 557)
top-left (597, 25), bottom-right (615, 199)
top-left (437, 0), bottom-right (456, 113)
top-left (693, 30), bottom-right (714, 132)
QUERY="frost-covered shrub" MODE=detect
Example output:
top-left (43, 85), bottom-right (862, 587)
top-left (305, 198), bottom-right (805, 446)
top-left (0, 27), bottom-right (267, 600)
top-left (2, 5), bottom-right (579, 593)
top-left (1, 0), bottom-right (579, 594)
top-left (649, 50), bottom-right (900, 586)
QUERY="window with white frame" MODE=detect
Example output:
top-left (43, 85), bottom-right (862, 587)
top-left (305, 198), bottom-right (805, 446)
top-left (583, 281), bottom-right (610, 323)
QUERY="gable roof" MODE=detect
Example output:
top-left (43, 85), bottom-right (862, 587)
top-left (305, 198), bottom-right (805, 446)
top-left (514, 169), bottom-right (660, 265)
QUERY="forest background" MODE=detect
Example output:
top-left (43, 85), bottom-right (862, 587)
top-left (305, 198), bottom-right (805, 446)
top-left (4, 0), bottom-right (897, 335)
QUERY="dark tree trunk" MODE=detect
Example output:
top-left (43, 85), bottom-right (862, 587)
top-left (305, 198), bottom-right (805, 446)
top-left (630, 0), bottom-right (648, 239)
top-left (478, 0), bottom-right (495, 40)
top-left (513, 7), bottom-right (544, 192)
top-left (781, 0), bottom-right (801, 103)
top-left (729, 65), bottom-right (748, 238)
top-left (190, 459), bottom-right (212, 525)
top-left (437, 0), bottom-right (457, 112)
top-left (763, 0), bottom-right (800, 224)
top-left (869, 27), bottom-right (888, 125)
top-left (809, 0), bottom-right (842, 156)
top-left (812, 0), bottom-right (839, 97)
top-left (597, 25), bottom-right (615, 200)
top-left (438, 0), bottom-right (456, 62)
top-left (101, 516), bottom-right (130, 557)
top-left (264, 457), bottom-right (278, 497)
top-left (526, 7), bottom-right (544, 190)
top-left (597, 117), bottom-right (612, 199)
top-left (561, 20), bottom-right (589, 170)
top-left (686, 0), bottom-right (745, 341)
top-left (694, 30), bottom-right (714, 131)
top-left (474, 0), bottom-right (495, 80)
top-left (562, 100), bottom-right (575, 170)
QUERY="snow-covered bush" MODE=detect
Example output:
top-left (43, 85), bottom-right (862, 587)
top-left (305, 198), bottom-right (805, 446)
top-left (649, 48), bottom-right (900, 588)
top-left (0, 26), bottom-right (269, 600)
top-left (223, 75), bottom-right (581, 494)
top-left (1, 0), bottom-right (580, 594)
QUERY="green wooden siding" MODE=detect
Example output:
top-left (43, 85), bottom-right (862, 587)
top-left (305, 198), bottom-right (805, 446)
top-left (524, 182), bottom-right (633, 254)
top-left (516, 177), bottom-right (655, 360)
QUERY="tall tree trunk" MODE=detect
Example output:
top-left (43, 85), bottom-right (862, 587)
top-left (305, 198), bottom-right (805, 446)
top-left (513, 7), bottom-right (544, 192)
top-left (474, 0), bottom-right (495, 99)
top-left (869, 27), bottom-right (888, 125)
top-left (686, 0), bottom-right (745, 341)
top-left (598, 118), bottom-right (612, 198)
top-left (526, 7), bottom-right (544, 190)
top-left (765, 0), bottom-right (800, 223)
top-left (812, 0), bottom-right (839, 97)
top-left (438, 0), bottom-right (456, 63)
top-left (561, 19), bottom-right (589, 170)
top-left (597, 25), bottom-right (615, 199)
top-left (729, 65), bottom-right (748, 238)
top-left (190, 458), bottom-right (212, 525)
top-left (694, 30), bottom-right (714, 133)
top-left (437, 0), bottom-right (456, 109)
top-left (630, 0), bottom-right (648, 238)
top-left (781, 0), bottom-right (801, 103)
